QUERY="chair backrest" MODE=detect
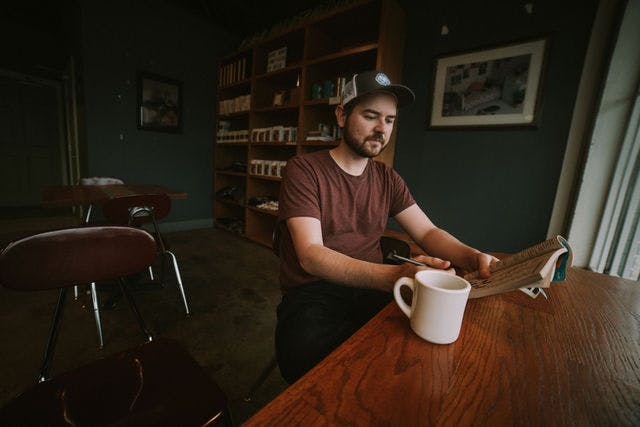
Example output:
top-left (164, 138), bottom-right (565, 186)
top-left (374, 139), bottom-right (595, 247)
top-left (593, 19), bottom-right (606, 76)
top-left (103, 194), bottom-right (171, 227)
top-left (0, 227), bottom-right (156, 291)
top-left (272, 221), bottom-right (284, 257)
top-left (79, 177), bottom-right (124, 186)
top-left (380, 236), bottom-right (411, 264)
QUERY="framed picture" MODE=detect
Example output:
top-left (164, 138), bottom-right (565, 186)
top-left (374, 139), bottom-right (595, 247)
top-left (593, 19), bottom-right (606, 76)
top-left (428, 38), bottom-right (548, 128)
top-left (137, 71), bottom-right (183, 133)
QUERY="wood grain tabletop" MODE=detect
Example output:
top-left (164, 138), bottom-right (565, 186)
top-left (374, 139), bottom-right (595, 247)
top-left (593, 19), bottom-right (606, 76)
top-left (244, 268), bottom-right (640, 426)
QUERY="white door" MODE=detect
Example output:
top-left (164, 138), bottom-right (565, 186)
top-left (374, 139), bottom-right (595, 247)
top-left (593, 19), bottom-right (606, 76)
top-left (0, 74), bottom-right (65, 207)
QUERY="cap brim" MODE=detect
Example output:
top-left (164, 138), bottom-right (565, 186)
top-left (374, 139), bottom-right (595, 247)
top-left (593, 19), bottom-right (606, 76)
top-left (379, 84), bottom-right (415, 108)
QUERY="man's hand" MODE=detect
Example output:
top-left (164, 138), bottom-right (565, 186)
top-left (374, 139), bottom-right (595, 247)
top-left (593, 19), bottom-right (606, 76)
top-left (412, 254), bottom-right (455, 272)
top-left (465, 252), bottom-right (499, 278)
top-left (392, 256), bottom-right (456, 286)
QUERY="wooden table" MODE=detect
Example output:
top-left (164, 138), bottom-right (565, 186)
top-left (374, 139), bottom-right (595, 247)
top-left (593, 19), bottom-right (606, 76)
top-left (42, 184), bottom-right (187, 208)
top-left (244, 268), bottom-right (640, 426)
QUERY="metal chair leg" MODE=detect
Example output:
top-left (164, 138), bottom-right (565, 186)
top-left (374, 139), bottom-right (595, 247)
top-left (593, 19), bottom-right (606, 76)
top-left (39, 288), bottom-right (67, 382)
top-left (148, 266), bottom-right (154, 281)
top-left (84, 204), bottom-right (93, 224)
top-left (118, 277), bottom-right (153, 342)
top-left (73, 285), bottom-right (79, 300)
top-left (89, 282), bottom-right (104, 349)
top-left (165, 250), bottom-right (190, 315)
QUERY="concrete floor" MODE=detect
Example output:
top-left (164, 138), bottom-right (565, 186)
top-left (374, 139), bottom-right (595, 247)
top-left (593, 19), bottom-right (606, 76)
top-left (0, 227), bottom-right (289, 424)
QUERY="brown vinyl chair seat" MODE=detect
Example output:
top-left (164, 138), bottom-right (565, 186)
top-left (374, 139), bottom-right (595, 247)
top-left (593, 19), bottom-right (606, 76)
top-left (0, 226), bottom-right (157, 382)
top-left (0, 226), bottom-right (156, 291)
top-left (0, 338), bottom-right (230, 427)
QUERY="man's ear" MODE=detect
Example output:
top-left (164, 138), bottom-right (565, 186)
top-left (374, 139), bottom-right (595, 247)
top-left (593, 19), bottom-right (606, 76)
top-left (335, 104), bottom-right (346, 128)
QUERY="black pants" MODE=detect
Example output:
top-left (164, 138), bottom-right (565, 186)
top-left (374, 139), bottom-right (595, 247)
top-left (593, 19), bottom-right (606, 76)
top-left (275, 280), bottom-right (391, 384)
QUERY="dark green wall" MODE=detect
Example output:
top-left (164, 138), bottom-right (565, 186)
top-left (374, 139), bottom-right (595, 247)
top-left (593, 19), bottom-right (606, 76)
top-left (0, 2), bottom-right (73, 74)
top-left (76, 0), bottom-right (598, 241)
top-left (394, 0), bottom-right (598, 252)
top-left (81, 0), bottom-right (236, 228)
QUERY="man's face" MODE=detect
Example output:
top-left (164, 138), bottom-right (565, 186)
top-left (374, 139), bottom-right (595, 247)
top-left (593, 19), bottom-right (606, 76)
top-left (336, 92), bottom-right (398, 158)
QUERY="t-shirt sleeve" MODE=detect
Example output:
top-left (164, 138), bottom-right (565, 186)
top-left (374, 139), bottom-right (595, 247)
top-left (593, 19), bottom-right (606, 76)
top-left (388, 168), bottom-right (416, 217)
top-left (279, 157), bottom-right (321, 221)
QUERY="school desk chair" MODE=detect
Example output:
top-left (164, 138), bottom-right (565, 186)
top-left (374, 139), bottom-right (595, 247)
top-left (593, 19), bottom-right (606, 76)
top-left (101, 193), bottom-right (190, 314)
top-left (0, 226), bottom-right (156, 382)
top-left (0, 338), bottom-right (232, 426)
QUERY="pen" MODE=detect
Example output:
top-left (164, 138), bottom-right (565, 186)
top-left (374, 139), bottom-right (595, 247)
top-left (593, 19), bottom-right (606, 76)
top-left (389, 253), bottom-right (428, 267)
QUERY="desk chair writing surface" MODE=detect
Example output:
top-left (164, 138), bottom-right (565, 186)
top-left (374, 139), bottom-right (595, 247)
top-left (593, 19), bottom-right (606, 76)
top-left (0, 338), bottom-right (232, 427)
top-left (79, 176), bottom-right (124, 224)
top-left (102, 193), bottom-right (190, 315)
top-left (0, 226), bottom-right (156, 382)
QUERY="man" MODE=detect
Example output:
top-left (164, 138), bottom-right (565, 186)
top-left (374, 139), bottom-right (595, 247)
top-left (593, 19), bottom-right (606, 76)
top-left (275, 71), bottom-right (496, 383)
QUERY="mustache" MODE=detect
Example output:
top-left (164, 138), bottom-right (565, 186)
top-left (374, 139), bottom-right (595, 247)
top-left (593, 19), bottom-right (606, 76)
top-left (366, 133), bottom-right (385, 142)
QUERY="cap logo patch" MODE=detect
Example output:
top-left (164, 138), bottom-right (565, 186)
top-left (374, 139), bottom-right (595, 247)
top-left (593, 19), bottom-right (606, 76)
top-left (375, 73), bottom-right (391, 86)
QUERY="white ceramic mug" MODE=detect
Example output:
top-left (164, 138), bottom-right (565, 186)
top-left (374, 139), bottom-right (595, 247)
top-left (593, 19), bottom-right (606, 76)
top-left (394, 270), bottom-right (471, 344)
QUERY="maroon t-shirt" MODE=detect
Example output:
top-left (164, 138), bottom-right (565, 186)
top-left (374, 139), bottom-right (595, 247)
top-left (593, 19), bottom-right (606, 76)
top-left (278, 150), bottom-right (415, 291)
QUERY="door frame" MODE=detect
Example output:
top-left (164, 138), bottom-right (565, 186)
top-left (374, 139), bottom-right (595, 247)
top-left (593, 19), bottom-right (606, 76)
top-left (0, 62), bottom-right (81, 191)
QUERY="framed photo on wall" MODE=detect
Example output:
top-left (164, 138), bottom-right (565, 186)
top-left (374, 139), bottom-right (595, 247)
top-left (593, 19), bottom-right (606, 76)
top-left (428, 37), bottom-right (548, 129)
top-left (137, 71), bottom-right (183, 133)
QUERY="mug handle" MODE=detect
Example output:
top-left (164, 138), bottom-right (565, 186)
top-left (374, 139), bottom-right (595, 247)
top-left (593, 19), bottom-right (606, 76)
top-left (393, 277), bottom-right (415, 318)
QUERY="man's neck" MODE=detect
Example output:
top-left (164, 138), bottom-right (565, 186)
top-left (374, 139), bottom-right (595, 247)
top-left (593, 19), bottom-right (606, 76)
top-left (329, 141), bottom-right (369, 176)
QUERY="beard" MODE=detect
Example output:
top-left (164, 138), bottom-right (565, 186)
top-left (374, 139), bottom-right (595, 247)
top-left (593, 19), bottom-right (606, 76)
top-left (343, 124), bottom-right (387, 158)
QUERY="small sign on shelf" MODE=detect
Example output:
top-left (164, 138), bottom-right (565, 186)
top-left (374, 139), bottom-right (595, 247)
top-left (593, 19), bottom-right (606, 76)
top-left (267, 47), bottom-right (287, 72)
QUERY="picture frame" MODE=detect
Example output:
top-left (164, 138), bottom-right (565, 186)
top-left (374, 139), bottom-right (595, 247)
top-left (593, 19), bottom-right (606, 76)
top-left (428, 38), bottom-right (548, 129)
top-left (137, 71), bottom-right (183, 133)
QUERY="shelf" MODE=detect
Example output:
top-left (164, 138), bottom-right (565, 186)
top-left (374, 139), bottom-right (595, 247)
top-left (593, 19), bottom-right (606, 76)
top-left (214, 0), bottom-right (405, 250)
top-left (255, 63), bottom-right (302, 80)
top-left (247, 205), bottom-right (279, 216)
top-left (250, 142), bottom-right (297, 146)
top-left (215, 199), bottom-right (244, 208)
top-left (218, 111), bottom-right (250, 118)
top-left (214, 222), bottom-right (246, 237)
top-left (301, 140), bottom-right (340, 146)
top-left (249, 174), bottom-right (282, 181)
top-left (303, 98), bottom-right (340, 107)
top-left (253, 104), bottom-right (299, 113)
top-left (220, 48), bottom-right (252, 62)
top-left (306, 42), bottom-right (378, 66)
top-left (218, 78), bottom-right (251, 90)
top-left (215, 170), bottom-right (246, 177)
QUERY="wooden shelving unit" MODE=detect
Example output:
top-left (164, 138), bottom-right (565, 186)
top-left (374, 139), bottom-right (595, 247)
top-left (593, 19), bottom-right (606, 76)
top-left (214, 0), bottom-right (406, 248)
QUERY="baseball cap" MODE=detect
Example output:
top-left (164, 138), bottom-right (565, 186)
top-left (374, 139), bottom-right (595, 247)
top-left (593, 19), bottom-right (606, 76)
top-left (341, 71), bottom-right (415, 108)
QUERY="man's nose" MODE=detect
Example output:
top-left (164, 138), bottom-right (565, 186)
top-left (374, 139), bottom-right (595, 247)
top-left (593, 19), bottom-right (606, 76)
top-left (373, 118), bottom-right (386, 133)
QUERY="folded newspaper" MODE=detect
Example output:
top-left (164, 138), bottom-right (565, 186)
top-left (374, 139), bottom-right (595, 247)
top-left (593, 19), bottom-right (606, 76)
top-left (465, 235), bottom-right (573, 299)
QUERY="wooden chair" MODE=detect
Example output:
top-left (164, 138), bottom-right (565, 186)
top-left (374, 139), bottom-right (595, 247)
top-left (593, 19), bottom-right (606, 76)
top-left (0, 226), bottom-right (156, 382)
top-left (0, 338), bottom-right (232, 426)
top-left (102, 193), bottom-right (190, 315)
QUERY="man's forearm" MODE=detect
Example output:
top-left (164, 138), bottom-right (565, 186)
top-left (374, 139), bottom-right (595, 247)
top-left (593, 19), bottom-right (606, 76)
top-left (298, 244), bottom-right (401, 291)
top-left (418, 227), bottom-right (481, 272)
